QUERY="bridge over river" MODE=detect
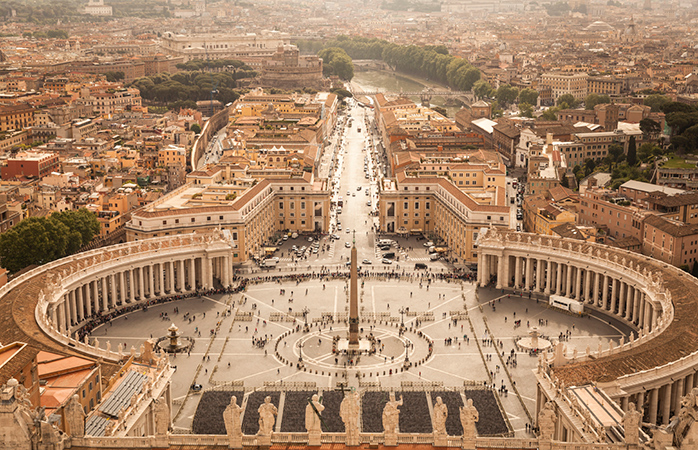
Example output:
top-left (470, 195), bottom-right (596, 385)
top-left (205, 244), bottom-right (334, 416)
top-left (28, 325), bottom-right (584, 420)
top-left (350, 86), bottom-right (475, 107)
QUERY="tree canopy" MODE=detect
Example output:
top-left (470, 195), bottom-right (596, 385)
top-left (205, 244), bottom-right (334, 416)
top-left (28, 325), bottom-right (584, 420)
top-left (584, 93), bottom-right (611, 110)
top-left (644, 94), bottom-right (672, 112)
top-left (0, 209), bottom-right (100, 273)
top-left (518, 88), bottom-right (539, 106)
top-left (661, 102), bottom-right (698, 152)
top-left (318, 47), bottom-right (355, 81)
top-left (300, 36), bottom-right (481, 92)
top-left (556, 94), bottom-right (579, 108)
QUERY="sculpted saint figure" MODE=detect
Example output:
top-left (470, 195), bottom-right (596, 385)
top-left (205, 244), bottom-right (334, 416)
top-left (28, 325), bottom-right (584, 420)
top-left (257, 396), bottom-right (278, 436)
top-left (223, 396), bottom-right (243, 447)
top-left (340, 391), bottom-right (360, 443)
top-left (433, 397), bottom-right (448, 436)
top-left (459, 398), bottom-right (478, 439)
top-left (382, 392), bottom-right (403, 434)
top-left (305, 394), bottom-right (325, 433)
top-left (623, 402), bottom-right (642, 445)
top-left (64, 394), bottom-right (85, 437)
top-left (538, 401), bottom-right (557, 441)
top-left (153, 398), bottom-right (170, 436)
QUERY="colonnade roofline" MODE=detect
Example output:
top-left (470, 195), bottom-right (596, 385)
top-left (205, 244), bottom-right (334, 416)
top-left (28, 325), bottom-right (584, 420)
top-left (477, 227), bottom-right (698, 389)
top-left (0, 231), bottom-right (231, 374)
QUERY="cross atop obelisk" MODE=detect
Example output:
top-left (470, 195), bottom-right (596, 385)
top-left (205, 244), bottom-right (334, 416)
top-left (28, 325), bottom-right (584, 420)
top-left (348, 231), bottom-right (359, 346)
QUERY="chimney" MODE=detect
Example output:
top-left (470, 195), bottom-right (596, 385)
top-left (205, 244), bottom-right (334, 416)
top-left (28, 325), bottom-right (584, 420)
top-left (546, 132), bottom-right (554, 145)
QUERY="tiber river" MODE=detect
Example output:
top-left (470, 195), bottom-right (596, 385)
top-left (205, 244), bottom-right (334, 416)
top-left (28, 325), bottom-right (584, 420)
top-left (350, 69), bottom-right (461, 118)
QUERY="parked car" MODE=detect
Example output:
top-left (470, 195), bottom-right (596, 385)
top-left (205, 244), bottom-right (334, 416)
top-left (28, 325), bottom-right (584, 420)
top-left (362, 259), bottom-right (372, 264)
top-left (382, 258), bottom-right (393, 264)
top-left (415, 263), bottom-right (428, 269)
top-left (383, 252), bottom-right (395, 259)
top-left (345, 242), bottom-right (351, 248)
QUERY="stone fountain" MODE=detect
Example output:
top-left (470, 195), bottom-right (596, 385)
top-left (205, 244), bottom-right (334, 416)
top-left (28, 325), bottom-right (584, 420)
top-left (156, 323), bottom-right (193, 353)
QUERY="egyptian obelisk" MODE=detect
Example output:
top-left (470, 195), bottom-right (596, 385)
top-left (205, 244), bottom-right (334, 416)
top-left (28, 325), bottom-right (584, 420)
top-left (348, 232), bottom-right (359, 347)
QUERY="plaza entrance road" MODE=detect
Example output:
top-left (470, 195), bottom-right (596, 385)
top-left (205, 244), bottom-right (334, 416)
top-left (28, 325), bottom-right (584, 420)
top-left (91, 102), bottom-right (626, 436)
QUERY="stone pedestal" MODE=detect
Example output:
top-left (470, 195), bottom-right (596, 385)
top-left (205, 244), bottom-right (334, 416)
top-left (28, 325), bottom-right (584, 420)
top-left (309, 430), bottom-right (321, 446)
top-left (433, 432), bottom-right (448, 447)
top-left (228, 434), bottom-right (242, 449)
top-left (384, 431), bottom-right (397, 446)
top-left (346, 431), bottom-right (360, 447)
top-left (461, 437), bottom-right (476, 450)
top-left (257, 435), bottom-right (272, 447)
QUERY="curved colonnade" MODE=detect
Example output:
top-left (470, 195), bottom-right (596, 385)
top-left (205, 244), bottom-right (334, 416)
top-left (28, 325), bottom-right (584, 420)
top-left (0, 232), bottom-right (235, 363)
top-left (477, 227), bottom-right (698, 426)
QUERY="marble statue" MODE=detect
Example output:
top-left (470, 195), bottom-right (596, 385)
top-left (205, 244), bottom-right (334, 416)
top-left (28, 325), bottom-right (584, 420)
top-left (153, 398), bottom-right (170, 436)
top-left (64, 394), bottom-right (85, 437)
top-left (623, 402), bottom-right (642, 446)
top-left (340, 391), bottom-right (360, 446)
top-left (459, 398), bottom-right (478, 439)
top-left (257, 396), bottom-right (277, 437)
top-left (433, 396), bottom-right (448, 436)
top-left (382, 392), bottom-right (403, 434)
top-left (538, 401), bottom-right (557, 441)
top-left (305, 393), bottom-right (324, 433)
top-left (223, 396), bottom-right (243, 448)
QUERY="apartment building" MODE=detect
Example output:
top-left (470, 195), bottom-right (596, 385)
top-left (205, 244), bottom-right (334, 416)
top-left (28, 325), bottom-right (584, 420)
top-left (1, 152), bottom-right (60, 180)
top-left (378, 173), bottom-right (511, 264)
top-left (587, 76), bottom-right (624, 96)
top-left (539, 72), bottom-right (589, 101)
top-left (126, 174), bottom-right (330, 262)
top-left (578, 186), bottom-right (648, 242)
top-left (0, 104), bottom-right (35, 132)
top-left (642, 215), bottom-right (698, 268)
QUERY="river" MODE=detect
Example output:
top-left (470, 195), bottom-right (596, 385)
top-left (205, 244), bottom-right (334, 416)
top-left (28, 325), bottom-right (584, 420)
top-left (350, 70), bottom-right (461, 118)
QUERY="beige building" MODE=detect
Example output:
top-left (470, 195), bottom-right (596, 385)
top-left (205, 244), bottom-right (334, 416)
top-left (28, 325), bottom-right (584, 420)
top-left (126, 173), bottom-right (330, 262)
top-left (540, 72), bottom-right (589, 101)
top-left (378, 172), bottom-right (511, 264)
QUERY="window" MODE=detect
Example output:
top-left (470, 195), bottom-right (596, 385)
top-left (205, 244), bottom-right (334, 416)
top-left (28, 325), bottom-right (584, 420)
top-left (191, 218), bottom-right (195, 222)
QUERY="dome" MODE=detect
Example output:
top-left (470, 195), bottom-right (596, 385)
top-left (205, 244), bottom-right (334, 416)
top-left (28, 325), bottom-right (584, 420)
top-left (584, 21), bottom-right (615, 32)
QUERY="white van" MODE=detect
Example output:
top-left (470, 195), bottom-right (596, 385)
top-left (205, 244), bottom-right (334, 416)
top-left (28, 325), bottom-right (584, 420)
top-left (378, 239), bottom-right (393, 246)
top-left (263, 259), bottom-right (278, 267)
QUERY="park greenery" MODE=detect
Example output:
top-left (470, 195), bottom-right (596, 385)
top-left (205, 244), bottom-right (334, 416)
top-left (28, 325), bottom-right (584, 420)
top-left (130, 61), bottom-right (256, 110)
top-left (0, 0), bottom-right (170, 22)
top-left (380, 0), bottom-right (441, 12)
top-left (317, 48), bottom-right (355, 81)
top-left (0, 209), bottom-right (100, 273)
top-left (297, 36), bottom-right (481, 92)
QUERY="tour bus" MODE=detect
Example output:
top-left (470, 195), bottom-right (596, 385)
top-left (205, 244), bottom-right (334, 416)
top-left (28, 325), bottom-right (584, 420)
top-left (549, 295), bottom-right (584, 315)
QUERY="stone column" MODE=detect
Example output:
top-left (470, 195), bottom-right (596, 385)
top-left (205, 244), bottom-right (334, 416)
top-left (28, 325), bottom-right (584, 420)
top-left (674, 379), bottom-right (685, 414)
top-left (602, 275), bottom-right (609, 310)
top-left (636, 391), bottom-right (645, 413)
top-left (178, 260), bottom-right (185, 292)
top-left (92, 280), bottom-right (99, 314)
top-left (526, 257), bottom-right (533, 290)
top-left (556, 262), bottom-right (562, 294)
top-left (205, 256), bottom-right (214, 289)
top-left (649, 387), bottom-right (659, 424)
top-left (69, 290), bottom-right (77, 326)
top-left (644, 301), bottom-right (651, 331)
top-left (633, 289), bottom-right (641, 324)
top-left (169, 261), bottom-right (175, 292)
top-left (611, 278), bottom-right (618, 313)
top-left (565, 263), bottom-right (572, 296)
top-left (593, 271), bottom-right (600, 306)
top-left (535, 259), bottom-right (543, 292)
top-left (477, 253), bottom-right (485, 286)
top-left (101, 277), bottom-right (109, 311)
top-left (158, 263), bottom-right (165, 295)
top-left (85, 282), bottom-right (93, 317)
top-left (503, 255), bottom-right (510, 288)
top-left (583, 269), bottom-right (591, 303)
top-left (189, 258), bottom-right (196, 291)
top-left (575, 267), bottom-right (582, 300)
top-left (110, 274), bottom-right (117, 307)
top-left (496, 255), bottom-right (504, 289)
top-left (662, 383), bottom-right (672, 425)
top-left (138, 267), bottom-right (144, 299)
top-left (57, 301), bottom-right (66, 333)
top-left (50, 306), bottom-right (58, 330)
top-left (222, 256), bottom-right (230, 288)
top-left (621, 396), bottom-right (629, 411)
top-left (148, 264), bottom-right (155, 298)
top-left (76, 285), bottom-right (84, 322)
top-left (618, 282), bottom-right (626, 318)
top-left (545, 260), bottom-right (552, 294)
top-left (687, 374), bottom-right (695, 394)
top-left (625, 285), bottom-right (633, 321)
top-left (129, 270), bottom-right (135, 303)
top-left (119, 271), bottom-right (126, 303)
top-left (515, 256), bottom-right (522, 289)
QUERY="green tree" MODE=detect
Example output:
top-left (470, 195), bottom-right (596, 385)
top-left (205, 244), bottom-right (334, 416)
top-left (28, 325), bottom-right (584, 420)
top-left (0, 209), bottom-right (99, 273)
top-left (556, 94), bottom-right (578, 108)
top-left (518, 88), bottom-right (539, 106)
top-left (604, 143), bottom-right (625, 165)
top-left (190, 123), bottom-right (201, 134)
top-left (519, 102), bottom-right (534, 118)
top-left (644, 94), bottom-right (672, 112)
top-left (640, 118), bottom-right (661, 140)
top-left (104, 71), bottom-right (125, 82)
top-left (318, 47), bottom-right (354, 80)
top-left (638, 143), bottom-right (665, 162)
top-left (584, 93), bottom-right (611, 110)
top-left (473, 79), bottom-right (494, 99)
top-left (495, 84), bottom-right (519, 108)
top-left (540, 106), bottom-right (561, 121)
top-left (627, 136), bottom-right (637, 166)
